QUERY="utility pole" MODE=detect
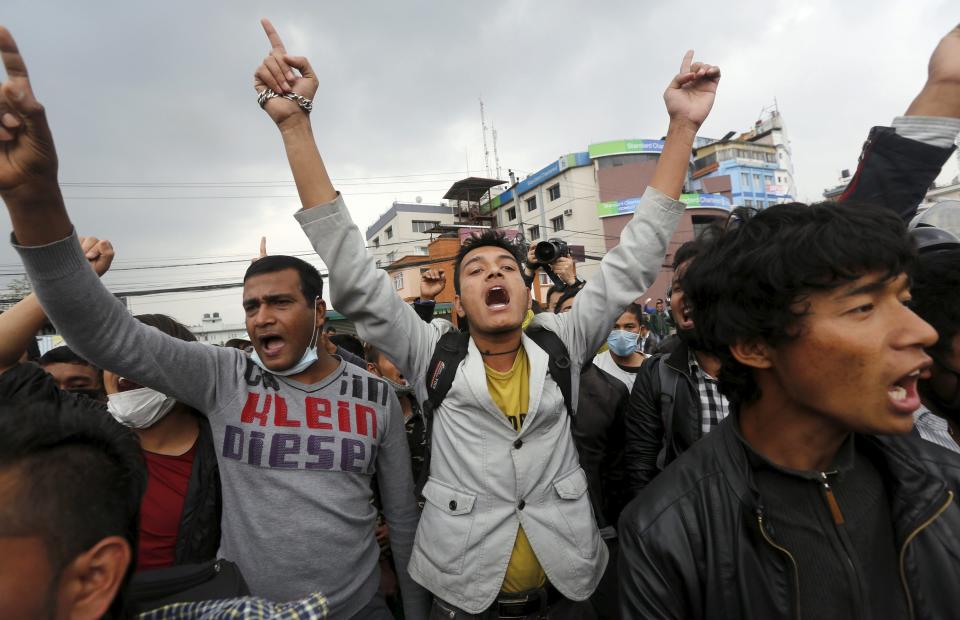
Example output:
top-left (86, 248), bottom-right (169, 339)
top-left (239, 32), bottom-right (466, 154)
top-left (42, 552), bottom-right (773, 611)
top-left (480, 98), bottom-right (492, 177)
top-left (492, 127), bottom-right (502, 180)
top-left (509, 169), bottom-right (524, 239)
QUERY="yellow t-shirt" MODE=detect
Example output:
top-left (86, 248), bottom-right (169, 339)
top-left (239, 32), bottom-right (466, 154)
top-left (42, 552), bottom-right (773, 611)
top-left (484, 348), bottom-right (547, 592)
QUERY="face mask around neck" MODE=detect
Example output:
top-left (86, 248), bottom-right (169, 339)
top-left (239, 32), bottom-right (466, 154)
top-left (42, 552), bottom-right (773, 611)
top-left (107, 386), bottom-right (177, 429)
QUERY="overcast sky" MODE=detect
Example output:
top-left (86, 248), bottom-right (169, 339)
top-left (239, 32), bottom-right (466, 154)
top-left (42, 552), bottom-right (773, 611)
top-left (1, 0), bottom-right (956, 327)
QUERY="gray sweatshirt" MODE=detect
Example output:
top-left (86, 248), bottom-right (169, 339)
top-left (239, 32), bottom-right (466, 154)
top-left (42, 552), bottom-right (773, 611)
top-left (15, 233), bottom-right (429, 619)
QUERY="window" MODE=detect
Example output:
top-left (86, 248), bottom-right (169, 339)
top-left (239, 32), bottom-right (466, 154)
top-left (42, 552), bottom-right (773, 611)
top-left (741, 172), bottom-right (751, 189)
top-left (415, 246), bottom-right (429, 256)
top-left (548, 184), bottom-right (561, 201)
top-left (506, 207), bottom-right (516, 221)
top-left (386, 251), bottom-right (397, 263)
top-left (538, 272), bottom-right (550, 285)
top-left (550, 215), bottom-right (565, 232)
top-left (393, 272), bottom-right (404, 290)
top-left (528, 225), bottom-right (540, 241)
top-left (744, 199), bottom-right (754, 208)
top-left (412, 220), bottom-right (439, 233)
top-left (373, 237), bottom-right (379, 248)
top-left (526, 196), bottom-right (537, 212)
top-left (752, 174), bottom-right (762, 190)
top-left (385, 226), bottom-right (393, 240)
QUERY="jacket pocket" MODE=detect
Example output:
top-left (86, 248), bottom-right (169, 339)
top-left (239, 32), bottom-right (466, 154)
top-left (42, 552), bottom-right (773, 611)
top-left (550, 466), bottom-right (600, 559)
top-left (418, 477), bottom-right (478, 575)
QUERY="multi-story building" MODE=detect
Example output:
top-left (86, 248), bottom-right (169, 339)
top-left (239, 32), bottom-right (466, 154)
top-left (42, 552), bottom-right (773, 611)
top-left (189, 312), bottom-right (249, 345)
top-left (483, 141), bottom-right (732, 303)
top-left (691, 109), bottom-right (797, 208)
top-left (365, 200), bottom-right (457, 266)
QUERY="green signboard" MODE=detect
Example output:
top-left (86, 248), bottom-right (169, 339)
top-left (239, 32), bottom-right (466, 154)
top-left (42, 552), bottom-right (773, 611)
top-left (588, 139), bottom-right (665, 158)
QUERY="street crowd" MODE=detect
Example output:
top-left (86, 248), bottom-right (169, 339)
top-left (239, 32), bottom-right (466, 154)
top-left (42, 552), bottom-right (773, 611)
top-left (2, 16), bottom-right (960, 620)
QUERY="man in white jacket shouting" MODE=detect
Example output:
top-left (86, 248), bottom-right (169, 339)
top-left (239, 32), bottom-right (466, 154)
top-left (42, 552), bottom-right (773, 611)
top-left (253, 18), bottom-right (720, 618)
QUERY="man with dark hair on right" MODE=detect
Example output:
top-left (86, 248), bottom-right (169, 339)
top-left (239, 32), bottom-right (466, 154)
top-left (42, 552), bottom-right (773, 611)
top-left (39, 344), bottom-right (106, 401)
top-left (619, 199), bottom-right (960, 619)
top-left (0, 397), bottom-right (147, 620)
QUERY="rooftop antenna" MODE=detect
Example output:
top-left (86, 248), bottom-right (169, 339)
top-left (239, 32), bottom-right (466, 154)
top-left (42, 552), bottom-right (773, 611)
top-left (492, 126), bottom-right (502, 181)
top-left (480, 97), bottom-right (492, 177)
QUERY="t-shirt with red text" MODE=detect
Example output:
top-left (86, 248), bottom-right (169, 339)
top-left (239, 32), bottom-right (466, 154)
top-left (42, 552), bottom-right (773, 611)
top-left (137, 442), bottom-right (196, 572)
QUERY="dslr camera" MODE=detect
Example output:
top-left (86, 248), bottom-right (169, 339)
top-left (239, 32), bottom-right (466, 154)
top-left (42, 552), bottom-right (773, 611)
top-left (533, 238), bottom-right (570, 264)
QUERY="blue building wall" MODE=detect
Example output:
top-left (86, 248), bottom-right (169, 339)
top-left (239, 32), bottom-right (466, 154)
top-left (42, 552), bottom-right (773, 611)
top-left (695, 159), bottom-right (794, 208)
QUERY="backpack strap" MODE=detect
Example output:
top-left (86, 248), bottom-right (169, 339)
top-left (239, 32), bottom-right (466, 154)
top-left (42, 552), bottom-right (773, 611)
top-left (655, 354), bottom-right (680, 470)
top-left (525, 326), bottom-right (574, 417)
top-left (416, 330), bottom-right (470, 495)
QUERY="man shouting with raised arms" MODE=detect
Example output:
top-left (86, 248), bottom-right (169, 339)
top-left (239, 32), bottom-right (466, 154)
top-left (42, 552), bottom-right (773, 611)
top-left (253, 18), bottom-right (720, 617)
top-left (0, 26), bottom-right (427, 619)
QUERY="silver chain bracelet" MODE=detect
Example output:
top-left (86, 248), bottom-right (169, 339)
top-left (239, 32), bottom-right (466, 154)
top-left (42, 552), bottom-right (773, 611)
top-left (257, 88), bottom-right (313, 114)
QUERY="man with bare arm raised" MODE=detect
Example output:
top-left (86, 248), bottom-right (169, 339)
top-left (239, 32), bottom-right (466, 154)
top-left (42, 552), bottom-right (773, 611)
top-left (0, 26), bottom-right (428, 619)
top-left (253, 18), bottom-right (720, 617)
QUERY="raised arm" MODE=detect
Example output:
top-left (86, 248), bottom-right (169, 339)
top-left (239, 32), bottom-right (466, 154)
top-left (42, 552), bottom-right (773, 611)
top-left (0, 27), bottom-right (236, 413)
top-left (840, 25), bottom-right (960, 222)
top-left (0, 237), bottom-right (114, 373)
top-left (533, 51), bottom-right (720, 364)
top-left (254, 19), bottom-right (444, 388)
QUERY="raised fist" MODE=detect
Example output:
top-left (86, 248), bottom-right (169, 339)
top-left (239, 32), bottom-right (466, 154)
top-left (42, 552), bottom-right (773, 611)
top-left (419, 268), bottom-right (446, 301)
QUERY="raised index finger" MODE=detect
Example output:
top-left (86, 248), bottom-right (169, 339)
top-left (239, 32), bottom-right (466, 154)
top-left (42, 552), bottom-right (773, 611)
top-left (0, 26), bottom-right (29, 78)
top-left (260, 18), bottom-right (287, 53)
top-left (679, 50), bottom-right (694, 75)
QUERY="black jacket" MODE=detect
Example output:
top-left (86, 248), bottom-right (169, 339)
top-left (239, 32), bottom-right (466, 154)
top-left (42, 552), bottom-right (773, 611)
top-left (572, 362), bottom-right (630, 532)
top-left (624, 342), bottom-right (702, 495)
top-left (619, 416), bottom-right (960, 619)
top-left (839, 125), bottom-right (956, 223)
top-left (174, 417), bottom-right (222, 565)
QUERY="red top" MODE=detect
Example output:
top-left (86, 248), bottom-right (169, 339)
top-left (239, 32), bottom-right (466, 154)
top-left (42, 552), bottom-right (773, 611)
top-left (136, 441), bottom-right (196, 572)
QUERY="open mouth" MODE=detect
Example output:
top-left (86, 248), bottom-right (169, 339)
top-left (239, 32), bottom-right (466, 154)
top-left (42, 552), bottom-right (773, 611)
top-left (258, 334), bottom-right (286, 358)
top-left (887, 367), bottom-right (926, 413)
top-left (117, 377), bottom-right (143, 393)
top-left (485, 286), bottom-right (510, 309)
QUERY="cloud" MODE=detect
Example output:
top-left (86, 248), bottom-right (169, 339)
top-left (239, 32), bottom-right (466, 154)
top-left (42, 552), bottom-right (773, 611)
top-left (1, 0), bottom-right (955, 326)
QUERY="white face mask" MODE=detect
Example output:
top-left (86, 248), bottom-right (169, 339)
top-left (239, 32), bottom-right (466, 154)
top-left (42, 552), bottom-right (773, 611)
top-left (107, 386), bottom-right (177, 429)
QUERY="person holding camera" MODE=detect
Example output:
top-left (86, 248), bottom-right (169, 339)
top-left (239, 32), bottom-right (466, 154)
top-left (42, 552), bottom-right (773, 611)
top-left (523, 239), bottom-right (584, 303)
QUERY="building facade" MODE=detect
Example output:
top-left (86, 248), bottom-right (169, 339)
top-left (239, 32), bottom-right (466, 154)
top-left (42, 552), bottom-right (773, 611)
top-left (483, 141), bottom-right (732, 304)
top-left (365, 201), bottom-right (457, 266)
top-left (188, 312), bottom-right (249, 345)
top-left (690, 109), bottom-right (797, 208)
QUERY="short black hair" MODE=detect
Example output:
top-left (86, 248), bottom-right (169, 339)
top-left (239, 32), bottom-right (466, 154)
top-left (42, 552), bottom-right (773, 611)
top-left (672, 240), bottom-right (702, 271)
top-left (134, 314), bottom-right (197, 343)
top-left (244, 255), bottom-right (324, 303)
top-left (546, 285), bottom-right (564, 303)
top-left (553, 286), bottom-right (581, 313)
top-left (682, 202), bottom-right (914, 405)
top-left (363, 341), bottom-right (382, 365)
top-left (330, 334), bottom-right (365, 360)
top-left (0, 398), bottom-right (146, 619)
top-left (453, 230), bottom-right (524, 295)
top-left (911, 248), bottom-right (960, 358)
top-left (39, 345), bottom-right (95, 368)
top-left (621, 302), bottom-right (645, 324)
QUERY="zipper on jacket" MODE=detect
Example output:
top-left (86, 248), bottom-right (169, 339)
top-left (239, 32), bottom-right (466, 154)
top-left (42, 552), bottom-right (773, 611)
top-left (757, 510), bottom-right (801, 620)
top-left (899, 490), bottom-right (954, 620)
top-left (819, 472), bottom-right (845, 525)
